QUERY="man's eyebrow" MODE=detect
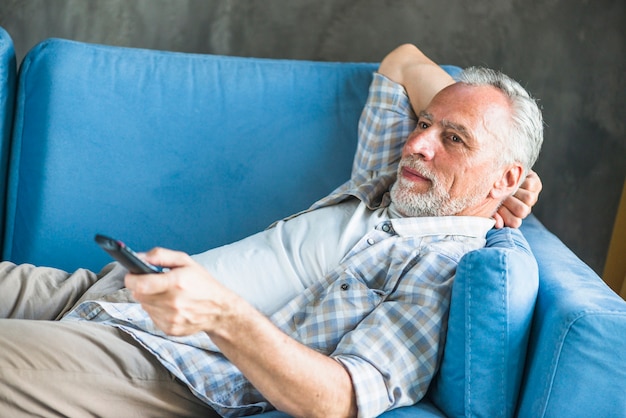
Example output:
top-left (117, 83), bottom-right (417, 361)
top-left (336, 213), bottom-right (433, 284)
top-left (418, 111), bottom-right (473, 139)
top-left (417, 111), bottom-right (433, 121)
top-left (441, 119), bottom-right (472, 140)
top-left (418, 110), bottom-right (478, 145)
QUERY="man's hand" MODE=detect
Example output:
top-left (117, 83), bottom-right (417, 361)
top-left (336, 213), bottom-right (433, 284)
top-left (125, 248), bottom-right (357, 418)
top-left (494, 170), bottom-right (542, 228)
top-left (125, 248), bottom-right (241, 336)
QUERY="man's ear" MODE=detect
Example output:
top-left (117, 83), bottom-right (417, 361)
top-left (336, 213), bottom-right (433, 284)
top-left (490, 163), bottom-right (524, 199)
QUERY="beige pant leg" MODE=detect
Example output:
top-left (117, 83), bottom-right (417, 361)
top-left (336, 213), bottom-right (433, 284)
top-left (0, 261), bottom-right (103, 319)
top-left (0, 320), bottom-right (218, 417)
top-left (0, 261), bottom-right (132, 320)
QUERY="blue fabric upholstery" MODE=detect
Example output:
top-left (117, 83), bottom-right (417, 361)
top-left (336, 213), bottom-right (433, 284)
top-left (3, 33), bottom-right (625, 417)
top-left (0, 26), bottom-right (16, 253)
top-left (5, 38), bottom-right (375, 272)
top-left (518, 215), bottom-right (626, 417)
top-left (429, 227), bottom-right (538, 417)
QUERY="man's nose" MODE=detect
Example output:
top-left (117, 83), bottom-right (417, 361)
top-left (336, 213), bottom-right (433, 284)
top-left (402, 129), bottom-right (437, 160)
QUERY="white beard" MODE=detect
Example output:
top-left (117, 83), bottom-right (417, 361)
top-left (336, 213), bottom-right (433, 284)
top-left (390, 159), bottom-right (486, 217)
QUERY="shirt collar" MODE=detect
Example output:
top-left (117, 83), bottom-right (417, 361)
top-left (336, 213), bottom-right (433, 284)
top-left (388, 214), bottom-right (495, 239)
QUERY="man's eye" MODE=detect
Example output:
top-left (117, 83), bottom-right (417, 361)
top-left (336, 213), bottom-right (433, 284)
top-left (449, 135), bottom-right (464, 144)
top-left (418, 121), bottom-right (429, 129)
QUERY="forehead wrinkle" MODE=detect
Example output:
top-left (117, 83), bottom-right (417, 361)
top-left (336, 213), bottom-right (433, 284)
top-left (441, 118), bottom-right (479, 150)
top-left (419, 110), bottom-right (476, 144)
top-left (441, 119), bottom-right (472, 140)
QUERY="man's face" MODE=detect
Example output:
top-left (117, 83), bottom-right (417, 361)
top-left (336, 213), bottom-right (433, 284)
top-left (390, 83), bottom-right (512, 218)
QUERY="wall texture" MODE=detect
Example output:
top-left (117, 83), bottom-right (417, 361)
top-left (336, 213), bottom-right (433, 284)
top-left (1, 0), bottom-right (624, 274)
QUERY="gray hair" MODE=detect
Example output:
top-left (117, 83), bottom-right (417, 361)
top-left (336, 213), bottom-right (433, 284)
top-left (457, 67), bottom-right (544, 175)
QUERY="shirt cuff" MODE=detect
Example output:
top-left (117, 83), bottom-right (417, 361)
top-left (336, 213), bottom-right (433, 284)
top-left (334, 353), bottom-right (392, 418)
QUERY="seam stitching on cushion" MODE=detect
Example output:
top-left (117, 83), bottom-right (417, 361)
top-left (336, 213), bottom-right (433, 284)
top-left (500, 251), bottom-right (509, 416)
top-left (465, 255), bottom-right (474, 416)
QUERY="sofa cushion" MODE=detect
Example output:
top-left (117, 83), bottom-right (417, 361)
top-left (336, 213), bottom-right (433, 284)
top-left (429, 227), bottom-right (538, 417)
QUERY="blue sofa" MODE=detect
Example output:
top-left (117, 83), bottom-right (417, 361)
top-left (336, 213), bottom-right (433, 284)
top-left (1, 27), bottom-right (625, 417)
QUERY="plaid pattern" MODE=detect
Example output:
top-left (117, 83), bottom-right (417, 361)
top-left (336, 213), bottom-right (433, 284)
top-left (63, 74), bottom-right (495, 417)
top-left (65, 216), bottom-right (491, 417)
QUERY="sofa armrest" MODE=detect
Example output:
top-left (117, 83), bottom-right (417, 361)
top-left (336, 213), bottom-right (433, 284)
top-left (518, 215), bottom-right (626, 416)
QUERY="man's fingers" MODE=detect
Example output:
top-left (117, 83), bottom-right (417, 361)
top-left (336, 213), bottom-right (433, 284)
top-left (503, 192), bottom-right (532, 219)
top-left (496, 205), bottom-right (523, 229)
top-left (125, 248), bottom-right (193, 295)
top-left (513, 186), bottom-right (537, 209)
top-left (518, 170), bottom-right (542, 203)
top-left (125, 270), bottom-right (174, 295)
top-left (142, 247), bottom-right (193, 269)
top-left (493, 212), bottom-right (505, 229)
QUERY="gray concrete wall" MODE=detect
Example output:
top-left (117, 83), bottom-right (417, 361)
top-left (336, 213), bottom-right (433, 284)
top-left (1, 0), bottom-right (624, 275)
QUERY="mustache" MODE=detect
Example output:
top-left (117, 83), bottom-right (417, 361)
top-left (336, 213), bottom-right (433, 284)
top-left (397, 157), bottom-right (437, 183)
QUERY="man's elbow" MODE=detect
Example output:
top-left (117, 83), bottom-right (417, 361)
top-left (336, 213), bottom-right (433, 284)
top-left (378, 43), bottom-right (428, 81)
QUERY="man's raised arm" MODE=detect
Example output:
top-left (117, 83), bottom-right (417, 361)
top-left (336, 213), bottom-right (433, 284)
top-left (378, 44), bottom-right (455, 115)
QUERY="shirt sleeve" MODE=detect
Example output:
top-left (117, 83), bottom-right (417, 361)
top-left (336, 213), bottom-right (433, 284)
top-left (351, 73), bottom-right (417, 182)
top-left (331, 250), bottom-right (457, 418)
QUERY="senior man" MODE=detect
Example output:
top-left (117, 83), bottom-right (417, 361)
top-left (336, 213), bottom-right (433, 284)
top-left (0, 44), bottom-right (543, 418)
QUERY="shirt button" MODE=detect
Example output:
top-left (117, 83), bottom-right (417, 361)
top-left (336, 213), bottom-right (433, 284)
top-left (382, 224), bottom-right (391, 232)
top-left (341, 283), bottom-right (349, 291)
top-left (367, 238), bottom-right (375, 245)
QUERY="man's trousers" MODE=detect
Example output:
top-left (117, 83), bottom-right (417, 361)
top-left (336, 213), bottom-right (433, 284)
top-left (0, 261), bottom-right (218, 417)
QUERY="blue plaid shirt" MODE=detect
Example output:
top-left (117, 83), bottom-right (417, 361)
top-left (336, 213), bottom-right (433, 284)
top-left (64, 74), bottom-right (494, 417)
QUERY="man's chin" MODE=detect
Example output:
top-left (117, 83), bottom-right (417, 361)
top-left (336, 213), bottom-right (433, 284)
top-left (390, 184), bottom-right (477, 218)
top-left (391, 193), bottom-right (439, 218)
top-left (391, 182), bottom-right (437, 216)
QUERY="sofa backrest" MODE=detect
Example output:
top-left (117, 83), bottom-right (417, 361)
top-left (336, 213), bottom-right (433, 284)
top-left (0, 26), bottom-right (16, 255)
top-left (5, 38), bottom-right (379, 272)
